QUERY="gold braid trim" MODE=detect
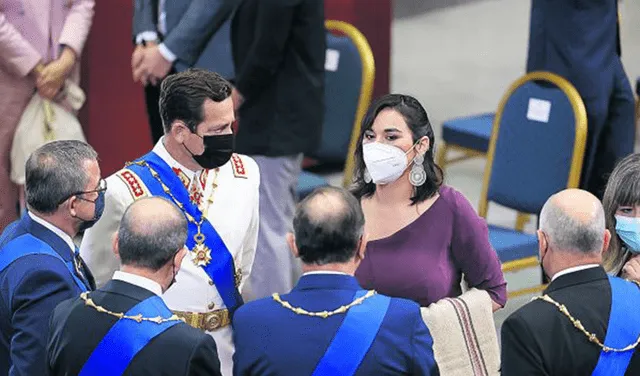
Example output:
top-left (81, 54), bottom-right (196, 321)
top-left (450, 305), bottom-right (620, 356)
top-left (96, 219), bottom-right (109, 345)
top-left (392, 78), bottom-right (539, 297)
top-left (533, 291), bottom-right (640, 353)
top-left (81, 292), bottom-right (184, 324)
top-left (272, 290), bottom-right (376, 319)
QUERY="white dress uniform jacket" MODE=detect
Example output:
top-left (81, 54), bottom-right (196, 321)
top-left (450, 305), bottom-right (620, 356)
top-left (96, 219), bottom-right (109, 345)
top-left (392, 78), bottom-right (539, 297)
top-left (80, 139), bottom-right (259, 376)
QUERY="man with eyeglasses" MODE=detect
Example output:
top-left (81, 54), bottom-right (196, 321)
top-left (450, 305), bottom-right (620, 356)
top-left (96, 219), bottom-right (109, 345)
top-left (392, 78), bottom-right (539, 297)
top-left (0, 140), bottom-right (102, 376)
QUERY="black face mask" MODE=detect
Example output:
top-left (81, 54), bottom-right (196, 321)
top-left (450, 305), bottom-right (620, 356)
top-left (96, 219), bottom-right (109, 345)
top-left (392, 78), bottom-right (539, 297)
top-left (184, 133), bottom-right (234, 169)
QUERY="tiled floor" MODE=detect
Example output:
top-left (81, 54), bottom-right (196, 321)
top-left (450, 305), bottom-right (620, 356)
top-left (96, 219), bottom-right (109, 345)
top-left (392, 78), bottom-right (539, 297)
top-left (327, 0), bottom-right (640, 332)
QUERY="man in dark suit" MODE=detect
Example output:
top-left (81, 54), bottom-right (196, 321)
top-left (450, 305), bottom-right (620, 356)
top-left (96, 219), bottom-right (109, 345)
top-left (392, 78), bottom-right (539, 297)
top-left (231, 0), bottom-right (326, 300)
top-left (131, 0), bottom-right (240, 143)
top-left (0, 140), bottom-right (99, 376)
top-left (501, 189), bottom-right (640, 376)
top-left (527, 0), bottom-right (635, 198)
top-left (233, 187), bottom-right (439, 375)
top-left (47, 197), bottom-right (222, 376)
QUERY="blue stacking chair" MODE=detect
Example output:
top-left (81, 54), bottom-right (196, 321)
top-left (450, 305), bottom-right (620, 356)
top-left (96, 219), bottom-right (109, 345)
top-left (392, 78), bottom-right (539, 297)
top-left (438, 113), bottom-right (494, 169)
top-left (478, 71), bottom-right (587, 298)
top-left (296, 20), bottom-right (375, 199)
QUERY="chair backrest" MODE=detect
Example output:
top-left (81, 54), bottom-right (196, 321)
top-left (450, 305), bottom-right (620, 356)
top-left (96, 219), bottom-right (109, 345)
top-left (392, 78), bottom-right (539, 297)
top-left (478, 72), bottom-right (587, 218)
top-left (310, 20), bottom-right (374, 187)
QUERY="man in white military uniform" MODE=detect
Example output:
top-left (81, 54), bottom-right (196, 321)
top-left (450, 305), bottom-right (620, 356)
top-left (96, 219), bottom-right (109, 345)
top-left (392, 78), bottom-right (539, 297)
top-left (80, 69), bottom-right (259, 376)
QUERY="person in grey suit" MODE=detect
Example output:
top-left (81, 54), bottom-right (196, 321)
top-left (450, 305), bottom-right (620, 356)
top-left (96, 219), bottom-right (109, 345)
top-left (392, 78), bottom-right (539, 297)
top-left (131, 0), bottom-right (240, 143)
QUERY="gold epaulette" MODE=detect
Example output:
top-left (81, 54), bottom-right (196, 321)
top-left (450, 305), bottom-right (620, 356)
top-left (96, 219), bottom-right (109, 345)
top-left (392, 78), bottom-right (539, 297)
top-left (116, 168), bottom-right (149, 200)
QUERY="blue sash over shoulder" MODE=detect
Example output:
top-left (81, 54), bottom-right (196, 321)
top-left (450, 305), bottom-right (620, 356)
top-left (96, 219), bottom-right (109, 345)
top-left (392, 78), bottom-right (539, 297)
top-left (592, 276), bottom-right (640, 376)
top-left (0, 235), bottom-right (89, 292)
top-left (79, 295), bottom-right (181, 376)
top-left (126, 152), bottom-right (243, 313)
top-left (312, 291), bottom-right (390, 376)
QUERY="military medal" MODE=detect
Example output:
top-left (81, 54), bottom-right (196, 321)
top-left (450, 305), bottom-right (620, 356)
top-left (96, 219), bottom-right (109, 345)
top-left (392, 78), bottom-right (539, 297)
top-left (192, 232), bottom-right (212, 267)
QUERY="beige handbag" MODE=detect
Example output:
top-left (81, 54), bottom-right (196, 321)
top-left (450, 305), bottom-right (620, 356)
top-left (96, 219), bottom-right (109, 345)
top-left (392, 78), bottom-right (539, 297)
top-left (10, 82), bottom-right (86, 185)
top-left (420, 288), bottom-right (501, 376)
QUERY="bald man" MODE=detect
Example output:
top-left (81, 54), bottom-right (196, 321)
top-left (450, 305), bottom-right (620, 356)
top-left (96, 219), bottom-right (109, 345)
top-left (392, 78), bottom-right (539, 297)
top-left (501, 189), bottom-right (640, 376)
top-left (232, 187), bottom-right (439, 376)
top-left (47, 197), bottom-right (222, 376)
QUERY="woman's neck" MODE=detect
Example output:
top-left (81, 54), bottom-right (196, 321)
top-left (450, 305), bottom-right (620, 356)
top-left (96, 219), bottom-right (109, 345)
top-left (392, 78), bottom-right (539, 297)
top-left (371, 174), bottom-right (414, 206)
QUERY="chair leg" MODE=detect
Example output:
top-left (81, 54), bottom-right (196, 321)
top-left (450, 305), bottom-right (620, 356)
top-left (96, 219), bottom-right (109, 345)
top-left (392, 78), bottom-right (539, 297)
top-left (515, 213), bottom-right (530, 232)
top-left (436, 143), bottom-right (448, 170)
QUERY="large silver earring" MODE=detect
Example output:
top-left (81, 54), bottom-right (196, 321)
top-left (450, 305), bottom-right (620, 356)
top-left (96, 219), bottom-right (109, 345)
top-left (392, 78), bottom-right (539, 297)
top-left (364, 168), bottom-right (372, 184)
top-left (409, 154), bottom-right (426, 187)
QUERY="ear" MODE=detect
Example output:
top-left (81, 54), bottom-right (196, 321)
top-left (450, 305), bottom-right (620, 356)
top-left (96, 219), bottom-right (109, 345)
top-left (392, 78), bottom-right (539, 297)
top-left (415, 136), bottom-right (430, 155)
top-left (67, 195), bottom-right (79, 217)
top-left (602, 229), bottom-right (611, 255)
top-left (537, 229), bottom-right (547, 257)
top-left (171, 121), bottom-right (189, 143)
top-left (357, 233), bottom-right (369, 260)
top-left (174, 247), bottom-right (187, 267)
top-left (112, 231), bottom-right (120, 258)
top-left (286, 233), bottom-right (299, 259)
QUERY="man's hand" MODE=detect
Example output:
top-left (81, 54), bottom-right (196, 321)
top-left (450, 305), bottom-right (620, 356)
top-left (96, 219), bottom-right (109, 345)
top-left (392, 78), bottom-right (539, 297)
top-left (131, 44), bottom-right (146, 81)
top-left (622, 254), bottom-right (640, 282)
top-left (133, 45), bottom-right (171, 86)
top-left (37, 47), bottom-right (76, 100)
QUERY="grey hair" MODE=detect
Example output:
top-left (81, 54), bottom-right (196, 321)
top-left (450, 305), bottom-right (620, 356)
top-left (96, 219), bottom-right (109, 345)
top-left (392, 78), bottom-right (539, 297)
top-left (25, 140), bottom-right (98, 214)
top-left (602, 153), bottom-right (640, 274)
top-left (539, 197), bottom-right (606, 254)
top-left (117, 197), bottom-right (188, 271)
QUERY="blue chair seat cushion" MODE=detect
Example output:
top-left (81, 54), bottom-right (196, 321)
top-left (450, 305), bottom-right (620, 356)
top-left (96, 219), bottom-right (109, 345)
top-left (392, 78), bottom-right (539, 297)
top-left (488, 224), bottom-right (538, 264)
top-left (441, 113), bottom-right (494, 153)
top-left (297, 171), bottom-right (330, 200)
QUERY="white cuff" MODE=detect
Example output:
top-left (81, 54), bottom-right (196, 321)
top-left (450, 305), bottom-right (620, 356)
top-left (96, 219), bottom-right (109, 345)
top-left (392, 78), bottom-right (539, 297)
top-left (135, 31), bottom-right (159, 45)
top-left (158, 43), bottom-right (177, 63)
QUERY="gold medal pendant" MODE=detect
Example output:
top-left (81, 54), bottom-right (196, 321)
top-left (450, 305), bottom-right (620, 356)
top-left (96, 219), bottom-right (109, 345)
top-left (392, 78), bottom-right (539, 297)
top-left (191, 232), bottom-right (212, 267)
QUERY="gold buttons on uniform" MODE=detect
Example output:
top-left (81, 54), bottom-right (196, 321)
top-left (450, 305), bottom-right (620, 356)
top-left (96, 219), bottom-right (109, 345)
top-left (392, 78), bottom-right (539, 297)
top-left (208, 302), bottom-right (215, 310)
top-left (208, 279), bottom-right (214, 286)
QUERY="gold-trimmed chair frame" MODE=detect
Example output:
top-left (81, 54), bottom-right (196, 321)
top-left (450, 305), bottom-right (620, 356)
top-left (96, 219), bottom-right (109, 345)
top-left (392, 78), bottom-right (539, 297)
top-left (477, 71), bottom-right (588, 297)
top-left (323, 20), bottom-right (375, 188)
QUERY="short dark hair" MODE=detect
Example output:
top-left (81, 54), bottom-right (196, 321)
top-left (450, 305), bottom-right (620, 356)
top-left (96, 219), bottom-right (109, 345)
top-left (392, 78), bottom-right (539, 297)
top-left (159, 68), bottom-right (232, 133)
top-left (293, 187), bottom-right (365, 265)
top-left (25, 140), bottom-right (98, 214)
top-left (117, 197), bottom-right (188, 271)
top-left (351, 94), bottom-right (443, 205)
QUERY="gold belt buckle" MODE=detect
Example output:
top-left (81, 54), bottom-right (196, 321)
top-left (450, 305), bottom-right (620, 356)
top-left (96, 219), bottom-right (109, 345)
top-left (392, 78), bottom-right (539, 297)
top-left (173, 309), bottom-right (230, 332)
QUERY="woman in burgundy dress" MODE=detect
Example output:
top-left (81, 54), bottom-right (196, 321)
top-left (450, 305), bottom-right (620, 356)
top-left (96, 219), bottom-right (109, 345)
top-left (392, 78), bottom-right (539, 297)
top-left (352, 94), bottom-right (507, 310)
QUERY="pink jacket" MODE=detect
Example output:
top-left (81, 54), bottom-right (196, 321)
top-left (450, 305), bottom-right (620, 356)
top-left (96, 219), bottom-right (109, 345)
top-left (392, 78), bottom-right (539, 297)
top-left (0, 0), bottom-right (94, 80)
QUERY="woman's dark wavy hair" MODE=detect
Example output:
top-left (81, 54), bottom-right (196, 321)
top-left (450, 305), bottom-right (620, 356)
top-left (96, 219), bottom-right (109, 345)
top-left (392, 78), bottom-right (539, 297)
top-left (350, 94), bottom-right (443, 205)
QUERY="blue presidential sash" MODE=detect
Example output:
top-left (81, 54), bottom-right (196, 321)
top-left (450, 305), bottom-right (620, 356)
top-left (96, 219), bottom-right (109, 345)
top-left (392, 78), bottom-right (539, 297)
top-left (126, 152), bottom-right (243, 313)
top-left (0, 234), bottom-right (89, 292)
top-left (79, 295), bottom-right (181, 376)
top-left (592, 276), bottom-right (640, 376)
top-left (312, 291), bottom-right (391, 376)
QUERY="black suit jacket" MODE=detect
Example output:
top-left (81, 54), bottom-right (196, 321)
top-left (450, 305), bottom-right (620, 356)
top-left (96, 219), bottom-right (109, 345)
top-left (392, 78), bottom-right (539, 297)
top-left (231, 0), bottom-right (325, 157)
top-left (46, 280), bottom-right (222, 376)
top-left (501, 267), bottom-right (640, 376)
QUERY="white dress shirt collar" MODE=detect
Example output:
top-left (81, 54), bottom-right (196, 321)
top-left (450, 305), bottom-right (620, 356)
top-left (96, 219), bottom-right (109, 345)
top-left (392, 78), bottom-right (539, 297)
top-left (112, 271), bottom-right (163, 296)
top-left (152, 137), bottom-right (198, 181)
top-left (28, 212), bottom-right (75, 254)
top-left (302, 271), bottom-right (351, 277)
top-left (551, 264), bottom-right (600, 282)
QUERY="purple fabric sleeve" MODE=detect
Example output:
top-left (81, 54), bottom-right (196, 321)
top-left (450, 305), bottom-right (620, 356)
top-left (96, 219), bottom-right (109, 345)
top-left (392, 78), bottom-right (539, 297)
top-left (449, 189), bottom-right (508, 306)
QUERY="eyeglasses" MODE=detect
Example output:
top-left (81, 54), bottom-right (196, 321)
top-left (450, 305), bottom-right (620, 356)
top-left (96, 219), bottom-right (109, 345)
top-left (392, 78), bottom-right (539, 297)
top-left (58, 179), bottom-right (107, 205)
